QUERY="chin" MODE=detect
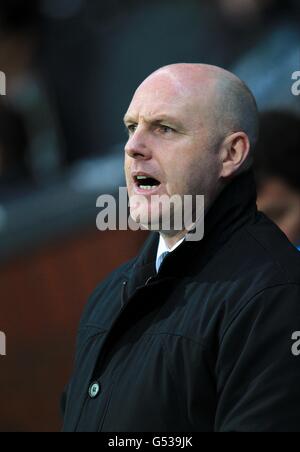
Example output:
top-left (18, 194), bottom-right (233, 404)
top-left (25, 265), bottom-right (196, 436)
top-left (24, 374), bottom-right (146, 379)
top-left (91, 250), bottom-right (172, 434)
top-left (130, 203), bottom-right (162, 228)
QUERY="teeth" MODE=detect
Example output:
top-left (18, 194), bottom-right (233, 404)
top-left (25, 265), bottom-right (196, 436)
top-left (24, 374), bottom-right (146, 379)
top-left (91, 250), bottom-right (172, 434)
top-left (140, 185), bottom-right (154, 190)
top-left (135, 175), bottom-right (159, 191)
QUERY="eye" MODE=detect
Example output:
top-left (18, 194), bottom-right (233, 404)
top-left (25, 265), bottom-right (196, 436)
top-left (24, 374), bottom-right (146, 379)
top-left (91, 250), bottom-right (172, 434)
top-left (158, 125), bottom-right (175, 134)
top-left (126, 124), bottom-right (138, 135)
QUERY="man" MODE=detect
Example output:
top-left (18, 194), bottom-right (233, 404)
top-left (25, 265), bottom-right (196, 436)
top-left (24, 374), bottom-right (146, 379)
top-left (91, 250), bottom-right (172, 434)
top-left (253, 111), bottom-right (300, 250)
top-left (62, 64), bottom-right (300, 432)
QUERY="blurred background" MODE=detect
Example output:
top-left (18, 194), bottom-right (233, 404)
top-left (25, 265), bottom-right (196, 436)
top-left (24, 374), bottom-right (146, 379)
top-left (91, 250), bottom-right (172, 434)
top-left (0, 0), bottom-right (299, 431)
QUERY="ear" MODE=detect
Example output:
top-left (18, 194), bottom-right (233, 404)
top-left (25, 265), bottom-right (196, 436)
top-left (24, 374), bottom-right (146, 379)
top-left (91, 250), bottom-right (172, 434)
top-left (219, 132), bottom-right (251, 179)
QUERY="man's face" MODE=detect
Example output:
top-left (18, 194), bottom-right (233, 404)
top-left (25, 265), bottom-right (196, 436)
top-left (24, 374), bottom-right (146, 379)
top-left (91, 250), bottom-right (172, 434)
top-left (124, 70), bottom-right (222, 231)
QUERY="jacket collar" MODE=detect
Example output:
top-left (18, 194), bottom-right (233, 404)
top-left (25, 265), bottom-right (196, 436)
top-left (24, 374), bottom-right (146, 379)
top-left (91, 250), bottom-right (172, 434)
top-left (125, 170), bottom-right (258, 297)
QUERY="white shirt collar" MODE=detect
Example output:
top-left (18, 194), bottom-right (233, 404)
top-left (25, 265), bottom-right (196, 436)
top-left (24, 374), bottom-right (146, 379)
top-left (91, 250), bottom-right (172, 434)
top-left (155, 235), bottom-right (185, 273)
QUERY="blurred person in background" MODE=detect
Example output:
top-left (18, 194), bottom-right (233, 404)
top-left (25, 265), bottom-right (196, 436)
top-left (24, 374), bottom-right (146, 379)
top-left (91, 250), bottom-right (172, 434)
top-left (254, 111), bottom-right (300, 250)
top-left (0, 0), bottom-right (63, 187)
top-left (0, 101), bottom-right (31, 190)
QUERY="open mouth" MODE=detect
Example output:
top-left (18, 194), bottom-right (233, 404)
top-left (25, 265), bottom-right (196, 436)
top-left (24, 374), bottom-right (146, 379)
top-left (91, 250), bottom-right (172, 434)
top-left (134, 175), bottom-right (161, 191)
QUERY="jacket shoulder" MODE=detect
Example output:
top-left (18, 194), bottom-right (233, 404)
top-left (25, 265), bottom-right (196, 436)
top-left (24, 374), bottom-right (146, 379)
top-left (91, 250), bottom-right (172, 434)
top-left (243, 212), bottom-right (300, 284)
top-left (203, 213), bottom-right (300, 335)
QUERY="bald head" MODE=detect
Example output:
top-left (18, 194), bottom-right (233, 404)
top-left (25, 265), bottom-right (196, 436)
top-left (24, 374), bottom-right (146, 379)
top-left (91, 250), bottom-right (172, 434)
top-left (138, 63), bottom-right (259, 161)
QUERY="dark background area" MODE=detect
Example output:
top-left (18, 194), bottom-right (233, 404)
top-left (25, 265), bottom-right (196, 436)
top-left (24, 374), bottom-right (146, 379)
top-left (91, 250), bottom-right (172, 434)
top-left (0, 0), bottom-right (299, 431)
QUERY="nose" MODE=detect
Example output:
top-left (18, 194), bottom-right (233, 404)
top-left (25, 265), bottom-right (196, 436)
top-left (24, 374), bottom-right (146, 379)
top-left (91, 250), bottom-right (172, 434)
top-left (125, 127), bottom-right (152, 161)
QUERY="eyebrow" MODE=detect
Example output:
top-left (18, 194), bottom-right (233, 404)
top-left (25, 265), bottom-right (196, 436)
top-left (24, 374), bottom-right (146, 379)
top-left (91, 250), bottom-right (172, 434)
top-left (123, 114), bottom-right (184, 128)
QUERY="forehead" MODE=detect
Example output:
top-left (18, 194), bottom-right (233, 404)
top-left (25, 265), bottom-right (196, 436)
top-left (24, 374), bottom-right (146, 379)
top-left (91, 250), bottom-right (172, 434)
top-left (126, 71), bottom-right (202, 121)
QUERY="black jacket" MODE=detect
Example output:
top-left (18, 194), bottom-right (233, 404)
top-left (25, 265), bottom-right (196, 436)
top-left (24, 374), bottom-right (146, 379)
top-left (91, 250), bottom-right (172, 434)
top-left (62, 171), bottom-right (300, 432)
